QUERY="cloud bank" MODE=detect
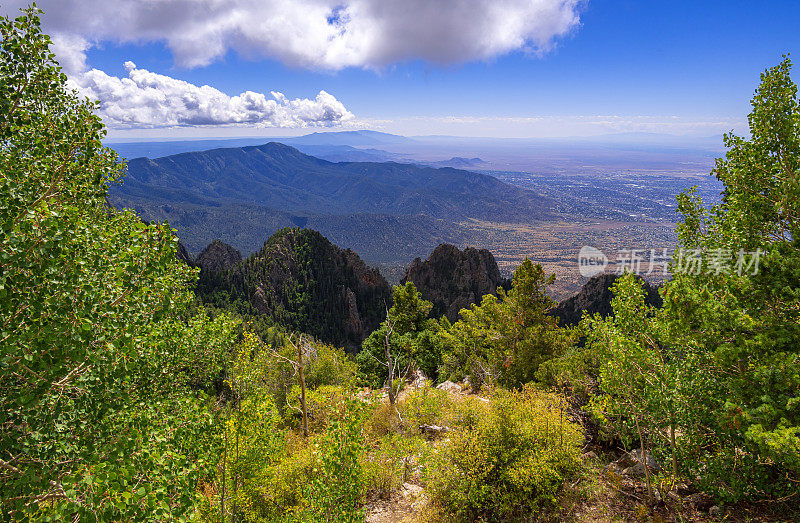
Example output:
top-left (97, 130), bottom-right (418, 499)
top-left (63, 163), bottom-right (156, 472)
top-left (1, 1), bottom-right (584, 129)
top-left (5, 0), bottom-right (584, 72)
top-left (70, 62), bottom-right (353, 128)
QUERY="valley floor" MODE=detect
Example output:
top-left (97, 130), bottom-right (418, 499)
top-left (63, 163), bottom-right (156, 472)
top-left (456, 219), bottom-right (677, 300)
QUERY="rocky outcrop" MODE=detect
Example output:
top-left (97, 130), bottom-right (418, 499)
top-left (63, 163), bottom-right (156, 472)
top-left (343, 287), bottom-right (363, 338)
top-left (435, 381), bottom-right (463, 394)
top-left (196, 239), bottom-right (242, 273)
top-left (197, 228), bottom-right (391, 350)
top-left (605, 448), bottom-right (661, 477)
top-left (401, 244), bottom-right (508, 321)
top-left (551, 273), bottom-right (662, 327)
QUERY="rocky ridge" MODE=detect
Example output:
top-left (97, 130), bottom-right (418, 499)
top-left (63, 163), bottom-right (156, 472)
top-left (195, 228), bottom-right (392, 349)
top-left (551, 272), bottom-right (662, 327)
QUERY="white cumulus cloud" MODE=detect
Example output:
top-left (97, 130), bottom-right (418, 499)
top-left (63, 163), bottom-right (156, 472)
top-left (0, 0), bottom-right (584, 128)
top-left (1, 0), bottom-right (585, 71)
top-left (70, 62), bottom-right (354, 128)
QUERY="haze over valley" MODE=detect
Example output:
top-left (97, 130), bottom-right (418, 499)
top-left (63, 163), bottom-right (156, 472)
top-left (109, 130), bottom-right (723, 297)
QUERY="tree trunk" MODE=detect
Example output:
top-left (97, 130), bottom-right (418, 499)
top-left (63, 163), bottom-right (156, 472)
top-left (298, 340), bottom-right (308, 439)
top-left (222, 422), bottom-right (227, 521)
top-left (669, 418), bottom-right (678, 478)
top-left (634, 411), bottom-right (653, 505)
top-left (386, 351), bottom-right (395, 406)
top-left (386, 324), bottom-right (396, 406)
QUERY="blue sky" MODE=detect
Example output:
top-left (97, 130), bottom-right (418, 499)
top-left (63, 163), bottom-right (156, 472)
top-left (4, 0), bottom-right (798, 138)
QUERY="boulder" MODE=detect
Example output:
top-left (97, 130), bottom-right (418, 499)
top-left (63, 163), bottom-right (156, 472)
top-left (436, 380), bottom-right (462, 394)
top-left (615, 448), bottom-right (660, 472)
top-left (622, 463), bottom-right (648, 477)
top-left (630, 448), bottom-right (661, 471)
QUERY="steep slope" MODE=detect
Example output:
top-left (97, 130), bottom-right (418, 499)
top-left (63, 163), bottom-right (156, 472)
top-left (176, 241), bottom-right (194, 265)
top-left (292, 144), bottom-right (398, 163)
top-left (401, 244), bottom-right (510, 321)
top-left (196, 228), bottom-right (392, 350)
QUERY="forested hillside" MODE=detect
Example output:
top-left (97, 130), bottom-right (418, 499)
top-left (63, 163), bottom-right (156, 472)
top-left (2, 7), bottom-right (799, 522)
top-left (196, 229), bottom-right (392, 349)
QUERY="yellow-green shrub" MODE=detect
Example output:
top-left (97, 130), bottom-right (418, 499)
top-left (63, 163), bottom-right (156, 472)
top-left (364, 401), bottom-right (403, 437)
top-left (423, 387), bottom-right (582, 521)
top-left (284, 384), bottom-right (351, 432)
top-left (399, 386), bottom-right (454, 430)
top-left (362, 434), bottom-right (428, 498)
top-left (257, 436), bottom-right (316, 519)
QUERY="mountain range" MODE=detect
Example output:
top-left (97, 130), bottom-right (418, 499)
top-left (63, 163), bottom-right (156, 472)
top-left (111, 141), bottom-right (554, 263)
top-left (108, 130), bottom-right (411, 160)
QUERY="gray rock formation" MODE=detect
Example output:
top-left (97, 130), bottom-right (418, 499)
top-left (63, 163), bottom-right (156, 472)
top-left (176, 241), bottom-right (194, 265)
top-left (402, 244), bottom-right (508, 321)
top-left (552, 273), bottom-right (662, 327)
top-left (196, 239), bottom-right (242, 273)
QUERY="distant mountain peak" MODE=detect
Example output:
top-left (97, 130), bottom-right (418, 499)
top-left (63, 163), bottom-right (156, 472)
top-left (427, 156), bottom-right (486, 168)
top-left (281, 129), bottom-right (413, 146)
top-left (304, 129), bottom-right (396, 137)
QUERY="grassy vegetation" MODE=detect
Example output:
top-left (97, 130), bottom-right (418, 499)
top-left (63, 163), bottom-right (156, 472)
top-left (203, 336), bottom-right (584, 522)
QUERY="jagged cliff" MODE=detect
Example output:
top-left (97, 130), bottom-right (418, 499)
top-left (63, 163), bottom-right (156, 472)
top-left (195, 229), bottom-right (391, 350)
top-left (401, 244), bottom-right (509, 321)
